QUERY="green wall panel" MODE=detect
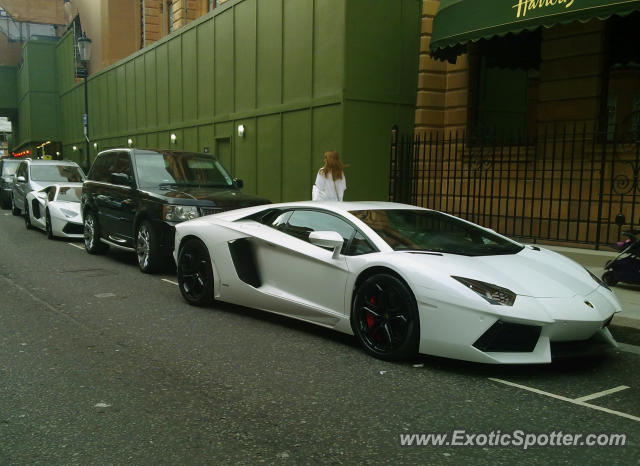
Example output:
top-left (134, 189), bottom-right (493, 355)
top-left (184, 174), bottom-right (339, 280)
top-left (313, 0), bottom-right (344, 99)
top-left (233, 118), bottom-right (257, 193)
top-left (196, 21), bottom-right (214, 120)
top-left (116, 66), bottom-right (127, 135)
top-left (28, 42), bottom-right (57, 93)
top-left (183, 126), bottom-right (198, 152)
top-left (147, 132), bottom-right (158, 149)
top-left (182, 28), bottom-right (197, 123)
top-left (214, 11), bottom-right (234, 116)
top-left (256, 113), bottom-right (282, 202)
top-left (257, 0), bottom-right (282, 108)
top-left (156, 44), bottom-right (169, 127)
top-left (311, 104), bottom-right (343, 184)
top-left (169, 37), bottom-right (183, 124)
top-left (198, 124), bottom-right (214, 153)
top-left (145, 51), bottom-right (158, 129)
top-left (234, 0), bottom-right (256, 113)
top-left (0, 67), bottom-right (18, 109)
top-left (282, 110), bottom-right (311, 201)
top-left (107, 71), bottom-right (118, 136)
top-left (125, 61), bottom-right (136, 131)
top-left (135, 56), bottom-right (146, 131)
top-left (283, 0), bottom-right (312, 104)
top-left (343, 101), bottom-right (415, 200)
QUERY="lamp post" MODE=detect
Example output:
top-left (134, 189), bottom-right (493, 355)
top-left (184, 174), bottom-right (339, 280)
top-left (77, 33), bottom-right (92, 171)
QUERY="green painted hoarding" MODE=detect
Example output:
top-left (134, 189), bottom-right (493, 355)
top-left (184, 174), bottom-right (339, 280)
top-left (16, 0), bottom-right (421, 201)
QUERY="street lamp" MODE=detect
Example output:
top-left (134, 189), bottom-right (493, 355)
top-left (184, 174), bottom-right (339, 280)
top-left (77, 33), bottom-right (92, 171)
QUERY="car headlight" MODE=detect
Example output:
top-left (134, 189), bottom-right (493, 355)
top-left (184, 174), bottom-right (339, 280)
top-left (585, 267), bottom-right (610, 291)
top-left (452, 276), bottom-right (517, 306)
top-left (162, 204), bottom-right (200, 222)
top-left (59, 208), bottom-right (78, 218)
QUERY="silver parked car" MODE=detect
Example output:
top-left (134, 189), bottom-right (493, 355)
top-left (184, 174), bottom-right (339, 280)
top-left (11, 159), bottom-right (85, 216)
top-left (0, 158), bottom-right (21, 209)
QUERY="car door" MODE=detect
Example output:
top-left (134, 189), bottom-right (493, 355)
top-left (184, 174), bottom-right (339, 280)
top-left (242, 209), bottom-right (358, 321)
top-left (13, 162), bottom-right (28, 210)
top-left (97, 152), bottom-right (137, 246)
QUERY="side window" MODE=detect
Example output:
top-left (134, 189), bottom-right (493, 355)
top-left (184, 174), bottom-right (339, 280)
top-left (284, 210), bottom-right (356, 253)
top-left (89, 153), bottom-right (117, 183)
top-left (346, 231), bottom-right (376, 256)
top-left (111, 152), bottom-right (134, 185)
top-left (47, 186), bottom-right (56, 202)
top-left (268, 210), bottom-right (293, 232)
top-left (17, 162), bottom-right (27, 179)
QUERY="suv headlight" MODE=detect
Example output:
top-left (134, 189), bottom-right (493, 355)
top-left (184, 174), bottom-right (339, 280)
top-left (162, 205), bottom-right (200, 222)
top-left (452, 276), bottom-right (517, 306)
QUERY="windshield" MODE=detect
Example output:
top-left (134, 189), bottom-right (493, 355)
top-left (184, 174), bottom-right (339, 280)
top-left (30, 165), bottom-right (85, 182)
top-left (56, 186), bottom-right (82, 203)
top-left (350, 209), bottom-right (524, 256)
top-left (1, 161), bottom-right (19, 176)
top-left (134, 151), bottom-right (234, 189)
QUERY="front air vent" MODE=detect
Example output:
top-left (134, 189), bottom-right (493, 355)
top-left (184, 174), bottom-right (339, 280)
top-left (473, 321), bottom-right (541, 353)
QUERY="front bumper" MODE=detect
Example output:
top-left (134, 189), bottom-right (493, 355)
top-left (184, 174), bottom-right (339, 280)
top-left (416, 287), bottom-right (620, 364)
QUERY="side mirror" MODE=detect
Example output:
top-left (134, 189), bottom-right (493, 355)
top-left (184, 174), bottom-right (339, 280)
top-left (16, 176), bottom-right (25, 183)
top-left (110, 172), bottom-right (132, 186)
top-left (309, 231), bottom-right (344, 259)
top-left (233, 178), bottom-right (244, 189)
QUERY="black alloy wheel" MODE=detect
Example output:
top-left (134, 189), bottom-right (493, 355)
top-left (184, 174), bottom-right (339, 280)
top-left (177, 238), bottom-right (214, 306)
top-left (352, 273), bottom-right (419, 361)
top-left (83, 211), bottom-right (108, 254)
top-left (24, 203), bottom-right (32, 229)
top-left (46, 210), bottom-right (54, 239)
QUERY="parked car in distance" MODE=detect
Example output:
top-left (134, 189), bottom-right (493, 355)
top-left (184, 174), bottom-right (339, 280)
top-left (25, 183), bottom-right (84, 239)
top-left (11, 159), bottom-right (85, 216)
top-left (0, 158), bottom-right (21, 209)
top-left (81, 148), bottom-right (270, 273)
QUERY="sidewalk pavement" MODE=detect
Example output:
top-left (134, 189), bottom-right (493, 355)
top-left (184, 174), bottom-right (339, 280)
top-left (542, 245), bottom-right (640, 331)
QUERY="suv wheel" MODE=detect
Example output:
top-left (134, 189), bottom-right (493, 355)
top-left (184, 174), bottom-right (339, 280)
top-left (84, 211), bottom-right (108, 254)
top-left (136, 220), bottom-right (162, 274)
top-left (24, 203), bottom-right (32, 229)
top-left (11, 195), bottom-right (20, 216)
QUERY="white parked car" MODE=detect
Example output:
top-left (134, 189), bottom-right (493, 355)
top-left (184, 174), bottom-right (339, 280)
top-left (173, 201), bottom-right (621, 364)
top-left (25, 183), bottom-right (84, 239)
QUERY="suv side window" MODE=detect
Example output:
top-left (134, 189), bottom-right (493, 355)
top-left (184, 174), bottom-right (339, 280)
top-left (89, 152), bottom-right (117, 183)
top-left (16, 162), bottom-right (28, 180)
top-left (110, 152), bottom-right (134, 186)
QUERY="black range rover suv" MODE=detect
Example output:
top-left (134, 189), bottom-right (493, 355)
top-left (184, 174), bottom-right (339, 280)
top-left (81, 148), bottom-right (270, 273)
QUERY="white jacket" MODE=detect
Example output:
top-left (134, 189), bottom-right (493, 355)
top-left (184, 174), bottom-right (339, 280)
top-left (313, 170), bottom-right (346, 201)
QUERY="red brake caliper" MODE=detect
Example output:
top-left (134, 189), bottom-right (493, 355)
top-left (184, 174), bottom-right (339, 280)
top-left (366, 297), bottom-right (377, 337)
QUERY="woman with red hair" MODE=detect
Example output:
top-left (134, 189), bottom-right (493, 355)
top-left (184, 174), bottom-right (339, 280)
top-left (312, 150), bottom-right (347, 201)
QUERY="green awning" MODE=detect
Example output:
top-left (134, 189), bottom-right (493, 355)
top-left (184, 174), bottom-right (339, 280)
top-left (430, 0), bottom-right (640, 62)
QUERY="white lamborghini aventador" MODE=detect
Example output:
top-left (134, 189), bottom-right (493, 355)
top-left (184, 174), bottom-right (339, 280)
top-left (173, 201), bottom-right (621, 364)
top-left (25, 183), bottom-right (84, 239)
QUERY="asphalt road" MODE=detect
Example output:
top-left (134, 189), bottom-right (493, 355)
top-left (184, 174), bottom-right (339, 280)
top-left (0, 211), bottom-right (639, 465)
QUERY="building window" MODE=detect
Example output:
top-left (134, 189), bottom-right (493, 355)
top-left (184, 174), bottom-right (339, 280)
top-left (469, 30), bottom-right (541, 141)
top-left (605, 12), bottom-right (640, 141)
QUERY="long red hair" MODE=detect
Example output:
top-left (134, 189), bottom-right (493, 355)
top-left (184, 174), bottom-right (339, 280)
top-left (320, 150), bottom-right (345, 180)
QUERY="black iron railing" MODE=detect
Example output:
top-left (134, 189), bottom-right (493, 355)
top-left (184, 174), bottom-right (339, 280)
top-left (389, 125), bottom-right (640, 249)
